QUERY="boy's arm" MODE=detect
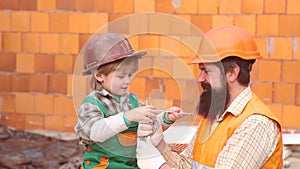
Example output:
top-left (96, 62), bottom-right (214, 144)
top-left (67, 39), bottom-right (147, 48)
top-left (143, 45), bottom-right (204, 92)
top-left (75, 102), bottom-right (128, 142)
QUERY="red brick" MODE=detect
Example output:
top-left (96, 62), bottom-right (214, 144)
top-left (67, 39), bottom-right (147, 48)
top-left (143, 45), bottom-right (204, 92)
top-left (234, 15), bottom-right (256, 36)
top-left (155, 0), bottom-right (174, 13)
top-left (40, 33), bottom-right (59, 53)
top-left (191, 15), bottom-right (212, 33)
top-left (37, 0), bottom-right (56, 11)
top-left (35, 54), bottom-right (54, 73)
top-left (22, 33), bottom-right (40, 53)
top-left (59, 34), bottom-right (79, 54)
top-left (241, 0), bottom-right (263, 14)
top-left (0, 93), bottom-right (15, 113)
top-left (287, 0), bottom-right (300, 14)
top-left (79, 33), bottom-right (92, 52)
top-left (257, 15), bottom-right (279, 36)
top-left (57, 0), bottom-right (75, 10)
top-left (294, 37), bottom-right (300, 60)
top-left (15, 93), bottom-right (34, 114)
top-left (282, 106), bottom-right (300, 128)
top-left (11, 74), bottom-right (30, 92)
top-left (54, 96), bottom-right (75, 115)
top-left (12, 11), bottom-right (30, 32)
top-left (69, 13), bottom-right (89, 33)
top-left (25, 115), bottom-right (44, 130)
top-left (19, 0), bottom-right (37, 10)
top-left (265, 0), bottom-right (286, 13)
top-left (129, 78), bottom-right (146, 98)
top-left (3, 32), bottom-right (21, 52)
top-left (175, 0), bottom-right (197, 14)
top-left (270, 37), bottom-right (293, 60)
top-left (45, 115), bottom-right (64, 131)
top-left (31, 12), bottom-right (49, 32)
top-left (0, 0), bottom-right (19, 10)
top-left (251, 83), bottom-right (272, 104)
top-left (169, 14), bottom-right (191, 35)
top-left (296, 84), bottom-right (300, 106)
top-left (49, 13), bottom-right (69, 32)
top-left (114, 0), bottom-right (133, 13)
top-left (49, 74), bottom-right (67, 94)
top-left (29, 74), bottom-right (48, 93)
top-left (63, 116), bottom-right (77, 132)
top-left (279, 15), bottom-right (300, 36)
top-left (197, 0), bottom-right (218, 14)
top-left (257, 60), bottom-right (281, 82)
top-left (54, 54), bottom-right (74, 73)
top-left (0, 74), bottom-right (12, 92)
top-left (268, 104), bottom-right (282, 124)
top-left (212, 15), bottom-right (234, 28)
top-left (108, 14), bottom-right (129, 34)
top-left (0, 53), bottom-right (16, 72)
top-left (94, 0), bottom-right (114, 12)
top-left (16, 53), bottom-right (35, 73)
top-left (6, 113), bottom-right (25, 129)
top-left (144, 78), bottom-right (160, 97)
top-left (219, 0), bottom-right (241, 14)
top-left (282, 61), bottom-right (300, 83)
top-left (160, 36), bottom-right (180, 56)
top-left (88, 13), bottom-right (108, 33)
top-left (273, 83), bottom-right (295, 105)
top-left (34, 94), bottom-right (53, 115)
top-left (75, 0), bottom-right (94, 11)
top-left (165, 79), bottom-right (181, 100)
top-left (250, 61), bottom-right (259, 81)
top-left (0, 11), bottom-right (11, 31)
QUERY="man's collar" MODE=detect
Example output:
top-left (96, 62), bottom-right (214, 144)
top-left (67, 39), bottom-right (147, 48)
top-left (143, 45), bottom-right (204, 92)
top-left (217, 86), bottom-right (252, 121)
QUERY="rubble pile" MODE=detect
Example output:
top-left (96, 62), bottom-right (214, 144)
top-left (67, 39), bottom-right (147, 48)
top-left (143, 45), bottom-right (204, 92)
top-left (0, 125), bottom-right (84, 169)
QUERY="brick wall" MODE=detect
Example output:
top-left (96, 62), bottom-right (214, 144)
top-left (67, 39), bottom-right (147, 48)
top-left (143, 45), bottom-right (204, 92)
top-left (0, 0), bottom-right (300, 132)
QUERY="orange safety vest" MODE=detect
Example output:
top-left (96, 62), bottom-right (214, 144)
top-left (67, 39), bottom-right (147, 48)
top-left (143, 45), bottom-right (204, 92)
top-left (193, 94), bottom-right (283, 168)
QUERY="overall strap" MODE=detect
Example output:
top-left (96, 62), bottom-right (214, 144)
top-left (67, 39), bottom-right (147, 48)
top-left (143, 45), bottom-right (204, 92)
top-left (82, 94), bottom-right (138, 117)
top-left (82, 96), bottom-right (110, 117)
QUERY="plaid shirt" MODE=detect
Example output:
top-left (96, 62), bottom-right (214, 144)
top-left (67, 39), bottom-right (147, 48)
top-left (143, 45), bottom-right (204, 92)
top-left (74, 89), bottom-right (143, 144)
top-left (163, 87), bottom-right (280, 169)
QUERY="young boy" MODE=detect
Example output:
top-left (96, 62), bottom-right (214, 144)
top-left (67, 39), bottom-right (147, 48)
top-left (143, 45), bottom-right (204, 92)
top-left (74, 33), bottom-right (180, 169)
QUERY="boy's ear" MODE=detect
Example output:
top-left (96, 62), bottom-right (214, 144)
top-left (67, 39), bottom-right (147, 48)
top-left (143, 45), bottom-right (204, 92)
top-left (94, 71), bottom-right (104, 83)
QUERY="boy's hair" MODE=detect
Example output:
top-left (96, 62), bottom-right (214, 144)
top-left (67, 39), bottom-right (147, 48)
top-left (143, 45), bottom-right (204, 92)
top-left (90, 57), bottom-right (139, 90)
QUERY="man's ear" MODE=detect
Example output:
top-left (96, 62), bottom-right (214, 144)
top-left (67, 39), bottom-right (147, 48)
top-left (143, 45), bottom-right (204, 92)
top-left (226, 66), bottom-right (240, 82)
top-left (94, 71), bottom-right (104, 83)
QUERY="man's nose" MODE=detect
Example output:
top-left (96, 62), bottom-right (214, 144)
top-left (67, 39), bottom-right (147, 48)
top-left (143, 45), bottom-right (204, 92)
top-left (198, 72), bottom-right (206, 83)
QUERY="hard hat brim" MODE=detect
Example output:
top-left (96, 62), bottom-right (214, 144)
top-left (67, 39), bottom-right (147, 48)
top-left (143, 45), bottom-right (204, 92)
top-left (82, 50), bottom-right (147, 76)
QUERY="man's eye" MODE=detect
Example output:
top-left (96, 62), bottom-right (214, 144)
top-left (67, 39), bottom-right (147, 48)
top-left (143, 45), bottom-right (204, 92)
top-left (117, 76), bottom-right (124, 78)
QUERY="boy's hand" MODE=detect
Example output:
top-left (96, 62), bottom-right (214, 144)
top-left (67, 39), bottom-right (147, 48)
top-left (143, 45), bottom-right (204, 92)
top-left (165, 106), bottom-right (182, 122)
top-left (138, 119), bottom-right (163, 147)
top-left (124, 106), bottom-right (157, 123)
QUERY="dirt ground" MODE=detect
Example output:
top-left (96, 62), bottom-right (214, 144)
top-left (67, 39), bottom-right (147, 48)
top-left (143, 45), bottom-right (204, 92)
top-left (0, 125), bottom-right (85, 169)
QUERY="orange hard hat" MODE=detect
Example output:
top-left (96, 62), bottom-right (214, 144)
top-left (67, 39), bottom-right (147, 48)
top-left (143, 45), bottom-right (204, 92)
top-left (82, 33), bottom-right (146, 75)
top-left (190, 25), bottom-right (262, 64)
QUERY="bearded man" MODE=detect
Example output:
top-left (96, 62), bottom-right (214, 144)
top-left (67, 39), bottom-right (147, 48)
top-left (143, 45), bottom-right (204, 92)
top-left (136, 26), bottom-right (283, 169)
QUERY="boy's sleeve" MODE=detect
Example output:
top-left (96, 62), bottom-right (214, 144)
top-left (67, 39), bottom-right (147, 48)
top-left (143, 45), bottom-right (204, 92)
top-left (75, 102), bottom-right (128, 142)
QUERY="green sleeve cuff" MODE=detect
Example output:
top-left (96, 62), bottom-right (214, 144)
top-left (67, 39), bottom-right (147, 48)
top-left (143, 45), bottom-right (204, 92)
top-left (122, 112), bottom-right (138, 127)
top-left (163, 111), bottom-right (175, 124)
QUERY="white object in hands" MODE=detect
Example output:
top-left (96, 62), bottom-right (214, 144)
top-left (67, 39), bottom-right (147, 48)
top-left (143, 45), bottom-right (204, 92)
top-left (136, 137), bottom-right (166, 169)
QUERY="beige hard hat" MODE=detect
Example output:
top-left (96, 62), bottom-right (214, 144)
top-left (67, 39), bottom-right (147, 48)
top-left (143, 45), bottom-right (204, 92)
top-left (82, 33), bottom-right (146, 75)
top-left (190, 25), bottom-right (262, 64)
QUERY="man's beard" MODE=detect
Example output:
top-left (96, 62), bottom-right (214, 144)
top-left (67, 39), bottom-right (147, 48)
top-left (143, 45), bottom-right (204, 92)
top-left (197, 82), bottom-right (229, 121)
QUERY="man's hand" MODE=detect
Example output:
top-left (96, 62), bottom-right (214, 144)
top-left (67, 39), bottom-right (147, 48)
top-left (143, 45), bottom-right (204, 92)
top-left (138, 118), bottom-right (164, 147)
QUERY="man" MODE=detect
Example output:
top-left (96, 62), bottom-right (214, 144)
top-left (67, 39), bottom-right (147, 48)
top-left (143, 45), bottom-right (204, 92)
top-left (136, 25), bottom-right (283, 169)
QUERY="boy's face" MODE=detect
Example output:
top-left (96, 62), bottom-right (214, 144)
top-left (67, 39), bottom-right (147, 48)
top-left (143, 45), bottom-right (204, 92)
top-left (96, 59), bottom-right (138, 96)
